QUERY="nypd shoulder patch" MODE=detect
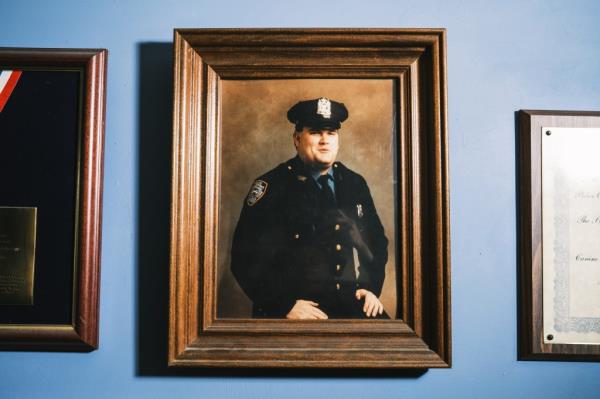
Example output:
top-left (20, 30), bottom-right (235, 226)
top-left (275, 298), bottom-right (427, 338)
top-left (246, 179), bottom-right (268, 206)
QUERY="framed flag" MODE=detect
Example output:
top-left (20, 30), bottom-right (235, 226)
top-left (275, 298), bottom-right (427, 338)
top-left (0, 70), bottom-right (22, 112)
top-left (0, 48), bottom-right (107, 351)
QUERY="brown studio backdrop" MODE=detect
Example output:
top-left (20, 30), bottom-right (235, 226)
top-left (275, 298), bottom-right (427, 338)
top-left (217, 79), bottom-right (397, 318)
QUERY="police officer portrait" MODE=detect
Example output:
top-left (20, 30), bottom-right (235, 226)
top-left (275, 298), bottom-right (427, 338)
top-left (217, 79), bottom-right (397, 320)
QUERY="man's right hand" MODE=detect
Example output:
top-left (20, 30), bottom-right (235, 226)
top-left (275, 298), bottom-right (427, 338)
top-left (286, 300), bottom-right (329, 320)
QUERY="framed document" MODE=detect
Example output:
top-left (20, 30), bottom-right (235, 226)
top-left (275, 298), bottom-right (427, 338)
top-left (169, 29), bottom-right (451, 368)
top-left (518, 110), bottom-right (600, 360)
top-left (0, 48), bottom-right (107, 351)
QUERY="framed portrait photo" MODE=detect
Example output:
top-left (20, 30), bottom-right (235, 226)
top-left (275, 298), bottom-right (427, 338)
top-left (0, 48), bottom-right (107, 351)
top-left (169, 29), bottom-right (450, 368)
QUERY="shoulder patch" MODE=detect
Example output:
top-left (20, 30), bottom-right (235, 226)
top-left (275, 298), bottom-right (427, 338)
top-left (246, 179), bottom-right (268, 206)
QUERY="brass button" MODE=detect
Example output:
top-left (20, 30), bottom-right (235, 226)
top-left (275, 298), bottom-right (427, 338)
top-left (336, 283), bottom-right (340, 290)
top-left (334, 163), bottom-right (338, 168)
top-left (336, 264), bottom-right (341, 272)
top-left (294, 233), bottom-right (300, 239)
top-left (334, 224), bottom-right (340, 231)
top-left (287, 165), bottom-right (292, 170)
top-left (335, 244), bottom-right (341, 251)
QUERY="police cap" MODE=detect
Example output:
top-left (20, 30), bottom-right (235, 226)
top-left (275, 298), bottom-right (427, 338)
top-left (287, 97), bottom-right (348, 131)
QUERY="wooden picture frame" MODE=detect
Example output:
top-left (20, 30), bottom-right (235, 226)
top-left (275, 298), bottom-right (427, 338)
top-left (169, 29), bottom-right (450, 368)
top-left (518, 110), bottom-right (600, 361)
top-left (0, 48), bottom-right (107, 351)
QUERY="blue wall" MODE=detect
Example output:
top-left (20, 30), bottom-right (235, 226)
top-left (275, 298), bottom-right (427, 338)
top-left (2, 0), bottom-right (600, 397)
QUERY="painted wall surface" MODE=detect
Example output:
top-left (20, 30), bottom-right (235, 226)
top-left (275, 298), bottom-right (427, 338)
top-left (2, 0), bottom-right (600, 398)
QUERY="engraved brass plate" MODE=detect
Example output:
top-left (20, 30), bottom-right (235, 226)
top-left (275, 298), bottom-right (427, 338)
top-left (0, 207), bottom-right (37, 305)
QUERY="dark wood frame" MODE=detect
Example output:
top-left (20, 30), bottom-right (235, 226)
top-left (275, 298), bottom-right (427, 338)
top-left (518, 109), bottom-right (600, 361)
top-left (0, 48), bottom-right (107, 351)
top-left (169, 29), bottom-right (450, 368)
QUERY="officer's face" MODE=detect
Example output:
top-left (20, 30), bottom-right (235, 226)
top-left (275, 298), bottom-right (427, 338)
top-left (293, 127), bottom-right (339, 171)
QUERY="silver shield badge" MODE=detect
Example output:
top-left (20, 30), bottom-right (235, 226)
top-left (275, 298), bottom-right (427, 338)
top-left (246, 180), bottom-right (268, 206)
top-left (317, 98), bottom-right (332, 119)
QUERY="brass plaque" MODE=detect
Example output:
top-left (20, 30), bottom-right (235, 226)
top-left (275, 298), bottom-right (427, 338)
top-left (0, 207), bottom-right (37, 305)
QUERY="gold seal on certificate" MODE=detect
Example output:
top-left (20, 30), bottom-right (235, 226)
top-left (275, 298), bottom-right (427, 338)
top-left (0, 207), bottom-right (37, 305)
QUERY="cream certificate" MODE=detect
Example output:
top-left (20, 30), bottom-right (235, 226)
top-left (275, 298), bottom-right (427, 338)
top-left (542, 127), bottom-right (600, 344)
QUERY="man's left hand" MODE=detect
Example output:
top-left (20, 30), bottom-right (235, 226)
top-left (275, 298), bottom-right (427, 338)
top-left (355, 289), bottom-right (384, 317)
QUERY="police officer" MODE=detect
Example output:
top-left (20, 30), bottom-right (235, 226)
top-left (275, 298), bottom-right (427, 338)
top-left (231, 97), bottom-right (388, 319)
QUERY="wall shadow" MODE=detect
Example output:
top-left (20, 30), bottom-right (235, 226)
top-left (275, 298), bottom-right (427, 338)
top-left (136, 42), bottom-right (174, 376)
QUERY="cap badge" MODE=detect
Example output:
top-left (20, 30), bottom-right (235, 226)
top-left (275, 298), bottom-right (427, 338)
top-left (246, 180), bottom-right (268, 206)
top-left (317, 98), bottom-right (331, 119)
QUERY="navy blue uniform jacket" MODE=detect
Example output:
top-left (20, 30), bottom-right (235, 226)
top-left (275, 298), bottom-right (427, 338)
top-left (231, 156), bottom-right (388, 318)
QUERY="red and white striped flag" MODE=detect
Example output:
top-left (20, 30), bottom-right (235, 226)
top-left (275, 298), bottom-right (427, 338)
top-left (0, 70), bottom-right (22, 112)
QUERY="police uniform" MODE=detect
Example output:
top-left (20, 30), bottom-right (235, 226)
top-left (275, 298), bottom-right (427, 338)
top-left (231, 98), bottom-right (389, 319)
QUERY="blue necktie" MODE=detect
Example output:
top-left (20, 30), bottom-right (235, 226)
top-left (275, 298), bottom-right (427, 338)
top-left (317, 174), bottom-right (335, 209)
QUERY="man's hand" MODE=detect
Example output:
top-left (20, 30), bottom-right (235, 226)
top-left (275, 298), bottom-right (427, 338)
top-left (355, 289), bottom-right (384, 317)
top-left (286, 300), bottom-right (329, 320)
